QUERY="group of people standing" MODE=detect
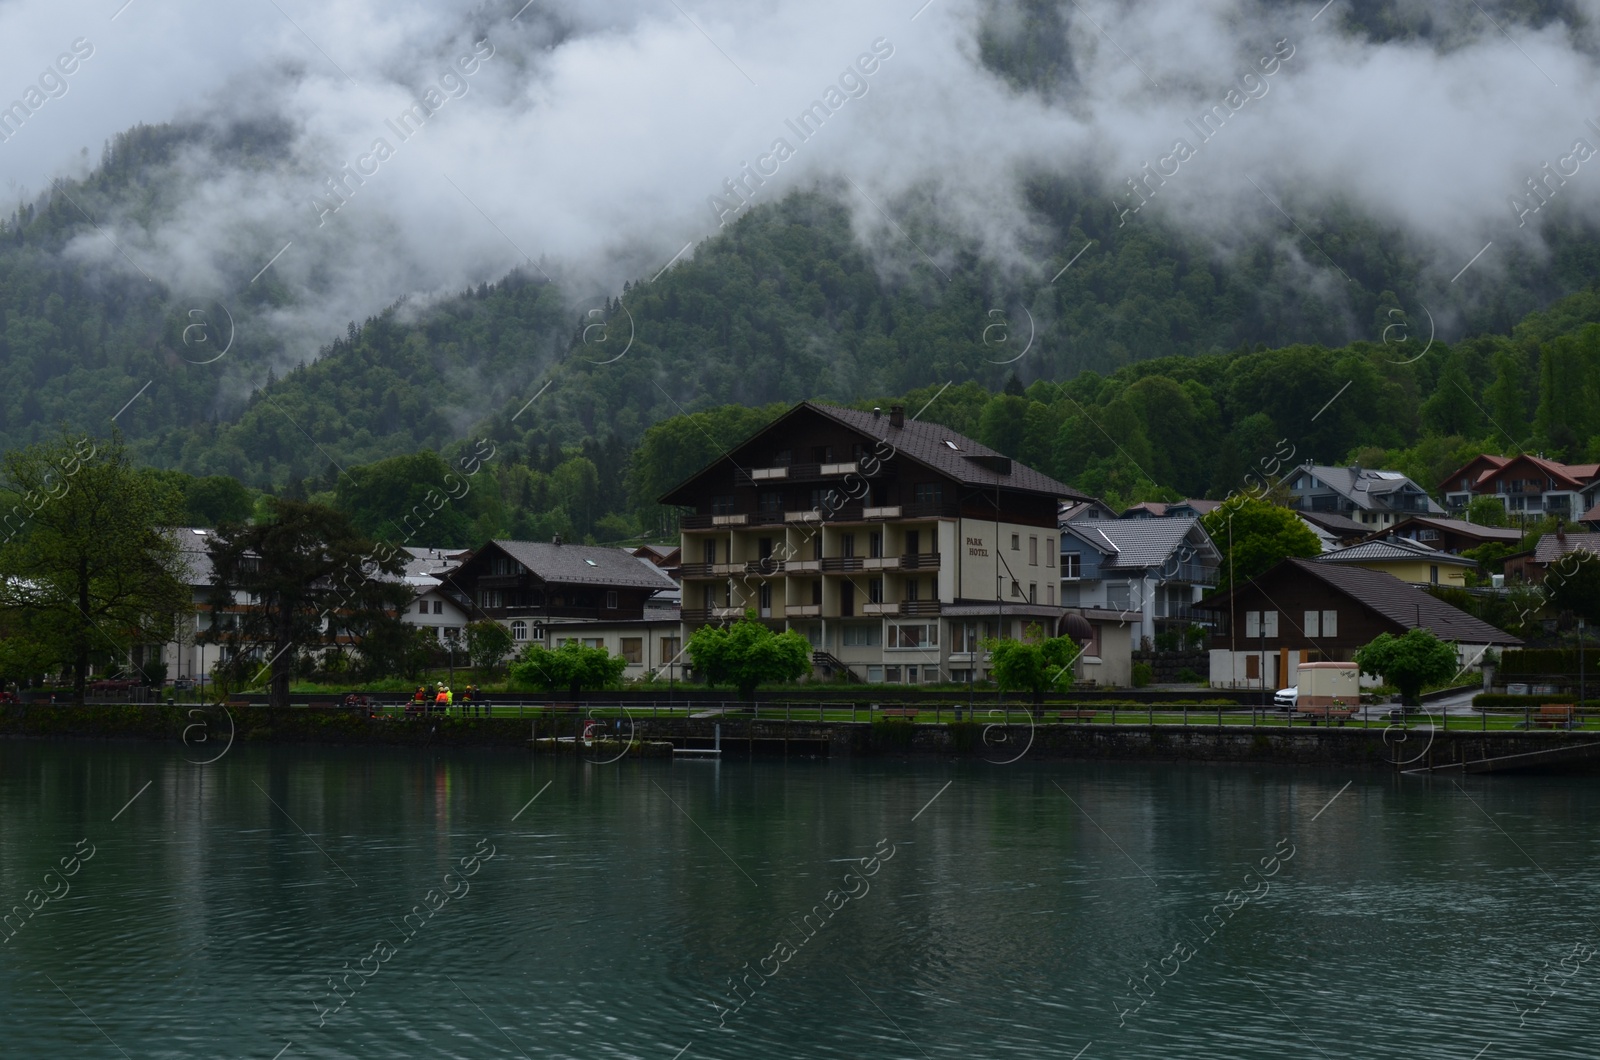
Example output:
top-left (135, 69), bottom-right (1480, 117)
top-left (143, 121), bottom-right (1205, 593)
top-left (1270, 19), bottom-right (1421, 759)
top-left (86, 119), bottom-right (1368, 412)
top-left (408, 682), bottom-right (488, 717)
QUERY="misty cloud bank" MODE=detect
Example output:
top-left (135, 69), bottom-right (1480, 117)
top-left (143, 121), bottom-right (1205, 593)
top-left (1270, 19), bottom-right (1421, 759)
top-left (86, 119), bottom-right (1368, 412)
top-left (3, 0), bottom-right (1600, 363)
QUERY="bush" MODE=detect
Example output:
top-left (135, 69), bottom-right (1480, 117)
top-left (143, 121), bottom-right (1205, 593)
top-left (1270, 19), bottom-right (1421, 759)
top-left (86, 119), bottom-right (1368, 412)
top-left (1500, 648), bottom-right (1600, 676)
top-left (1153, 631), bottom-right (1180, 652)
top-left (1131, 662), bottom-right (1153, 688)
top-left (1174, 667), bottom-right (1202, 683)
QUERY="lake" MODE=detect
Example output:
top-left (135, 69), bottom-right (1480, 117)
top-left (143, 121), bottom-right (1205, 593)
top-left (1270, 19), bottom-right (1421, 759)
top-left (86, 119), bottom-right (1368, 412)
top-left (0, 741), bottom-right (1595, 1058)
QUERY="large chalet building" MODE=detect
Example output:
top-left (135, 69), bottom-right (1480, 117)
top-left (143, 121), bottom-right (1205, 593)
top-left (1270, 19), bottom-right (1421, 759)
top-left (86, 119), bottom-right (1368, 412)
top-left (660, 401), bottom-right (1089, 684)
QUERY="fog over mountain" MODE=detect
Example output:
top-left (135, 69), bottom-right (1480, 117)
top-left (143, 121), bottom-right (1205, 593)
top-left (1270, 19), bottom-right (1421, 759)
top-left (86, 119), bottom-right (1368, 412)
top-left (3, 0), bottom-right (1600, 362)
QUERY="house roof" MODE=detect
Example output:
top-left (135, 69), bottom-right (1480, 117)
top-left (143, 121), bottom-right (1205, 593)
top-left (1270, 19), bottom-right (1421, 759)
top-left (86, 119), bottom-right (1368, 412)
top-left (1580, 503), bottom-right (1600, 528)
top-left (1532, 532), bottom-right (1600, 566)
top-left (1316, 538), bottom-right (1476, 568)
top-left (1293, 464), bottom-right (1443, 513)
top-left (1066, 516), bottom-right (1219, 570)
top-left (487, 539), bottom-right (680, 590)
top-left (1119, 499), bottom-right (1222, 518)
top-left (170, 527), bottom-right (217, 586)
top-left (1437, 454), bottom-right (1510, 493)
top-left (402, 546), bottom-right (469, 579)
top-left (1297, 510), bottom-right (1369, 537)
top-left (1061, 499), bottom-right (1117, 522)
top-left (1372, 515), bottom-right (1523, 545)
top-left (1197, 557), bottom-right (1521, 645)
top-left (660, 401), bottom-right (1087, 504)
top-left (1477, 454), bottom-right (1600, 492)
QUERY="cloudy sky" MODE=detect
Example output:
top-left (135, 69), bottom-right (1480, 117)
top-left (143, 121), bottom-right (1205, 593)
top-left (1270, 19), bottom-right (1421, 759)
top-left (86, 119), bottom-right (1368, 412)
top-left (2, 0), bottom-right (1598, 355)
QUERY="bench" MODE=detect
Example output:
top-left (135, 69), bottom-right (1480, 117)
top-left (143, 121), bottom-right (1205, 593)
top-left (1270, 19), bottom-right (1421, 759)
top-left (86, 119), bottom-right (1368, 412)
top-left (1058, 709), bottom-right (1098, 721)
top-left (879, 708), bottom-right (919, 718)
top-left (1296, 708), bottom-right (1355, 727)
top-left (1534, 704), bottom-right (1575, 729)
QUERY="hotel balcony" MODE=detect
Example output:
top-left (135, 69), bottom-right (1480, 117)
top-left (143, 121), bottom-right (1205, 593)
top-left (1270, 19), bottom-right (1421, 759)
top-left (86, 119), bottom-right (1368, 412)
top-left (863, 505), bottom-right (901, 519)
top-left (863, 556), bottom-right (901, 571)
top-left (679, 563), bottom-right (716, 579)
top-left (820, 557), bottom-right (865, 573)
top-left (743, 558), bottom-right (784, 576)
top-left (680, 606), bottom-right (746, 623)
top-left (861, 602), bottom-right (898, 616)
top-left (786, 558), bottom-right (822, 572)
top-left (788, 604), bottom-right (822, 617)
top-left (900, 553), bottom-right (941, 571)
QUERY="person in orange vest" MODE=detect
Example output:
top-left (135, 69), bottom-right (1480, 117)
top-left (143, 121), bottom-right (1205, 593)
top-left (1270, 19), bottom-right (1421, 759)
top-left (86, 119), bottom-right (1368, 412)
top-left (434, 684), bottom-right (448, 714)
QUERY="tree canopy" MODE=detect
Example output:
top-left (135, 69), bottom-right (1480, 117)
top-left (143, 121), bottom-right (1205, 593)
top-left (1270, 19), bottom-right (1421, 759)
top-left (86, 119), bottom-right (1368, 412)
top-left (509, 640), bottom-right (626, 695)
top-left (1354, 629), bottom-right (1460, 705)
top-left (686, 614), bottom-right (812, 698)
top-left (1201, 498), bottom-right (1322, 591)
top-left (984, 626), bottom-right (1084, 703)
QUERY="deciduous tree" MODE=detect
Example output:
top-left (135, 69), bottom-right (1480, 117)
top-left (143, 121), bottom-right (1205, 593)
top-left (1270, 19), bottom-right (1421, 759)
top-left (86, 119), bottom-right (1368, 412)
top-left (1354, 628), bottom-right (1459, 705)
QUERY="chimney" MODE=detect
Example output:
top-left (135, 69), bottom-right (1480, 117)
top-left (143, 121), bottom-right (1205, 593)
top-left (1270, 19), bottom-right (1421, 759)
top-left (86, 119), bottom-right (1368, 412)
top-left (873, 406), bottom-right (882, 419)
top-left (1557, 522), bottom-right (1566, 543)
top-left (889, 405), bottom-right (904, 428)
top-left (552, 534), bottom-right (562, 546)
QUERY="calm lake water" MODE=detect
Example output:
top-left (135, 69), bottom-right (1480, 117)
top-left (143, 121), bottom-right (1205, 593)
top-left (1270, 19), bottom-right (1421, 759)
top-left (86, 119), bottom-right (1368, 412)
top-left (1, 740), bottom-right (1596, 1059)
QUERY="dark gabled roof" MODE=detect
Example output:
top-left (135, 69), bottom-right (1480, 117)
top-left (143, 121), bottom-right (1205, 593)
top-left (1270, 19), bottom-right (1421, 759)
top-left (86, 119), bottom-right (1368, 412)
top-left (1437, 453), bottom-right (1510, 493)
top-left (659, 401), bottom-right (1087, 504)
top-left (1478, 454), bottom-right (1600, 491)
top-left (170, 527), bottom-right (217, 586)
top-left (1297, 510), bottom-right (1368, 536)
top-left (1372, 516), bottom-right (1522, 545)
top-left (483, 540), bottom-right (678, 590)
top-left (1293, 464), bottom-right (1443, 513)
top-left (1197, 557), bottom-right (1521, 644)
top-left (1316, 538), bottom-right (1475, 567)
top-left (1581, 503), bottom-right (1600, 528)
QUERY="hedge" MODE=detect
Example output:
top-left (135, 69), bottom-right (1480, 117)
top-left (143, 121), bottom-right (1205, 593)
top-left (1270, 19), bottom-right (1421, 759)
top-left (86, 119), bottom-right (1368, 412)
top-left (1500, 648), bottom-right (1600, 675)
top-left (1472, 694), bottom-right (1596, 710)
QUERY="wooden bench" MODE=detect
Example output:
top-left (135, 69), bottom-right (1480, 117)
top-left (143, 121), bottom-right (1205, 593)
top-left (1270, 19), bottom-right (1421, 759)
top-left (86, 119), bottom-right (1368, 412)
top-left (1296, 707), bottom-right (1355, 726)
top-left (1534, 704), bottom-right (1575, 729)
top-left (1058, 709), bottom-right (1098, 721)
top-left (879, 708), bottom-right (919, 718)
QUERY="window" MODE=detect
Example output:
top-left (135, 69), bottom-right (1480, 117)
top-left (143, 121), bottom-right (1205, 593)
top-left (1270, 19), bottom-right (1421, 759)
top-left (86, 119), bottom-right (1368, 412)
top-left (812, 535), bottom-right (823, 560)
top-left (582, 637), bottom-right (603, 649)
top-left (905, 579), bottom-right (919, 602)
top-left (1322, 610), bottom-right (1338, 637)
top-left (703, 540), bottom-right (717, 565)
top-left (1047, 584), bottom-right (1055, 606)
top-left (605, 591), bottom-right (618, 609)
top-left (773, 448), bottom-right (792, 466)
top-left (511, 620), bottom-right (527, 641)
top-left (1063, 553), bottom-right (1081, 580)
top-left (1011, 534), bottom-right (1020, 550)
top-left (1263, 610), bottom-right (1278, 637)
top-left (479, 589), bottom-right (502, 609)
top-left (1304, 610), bottom-right (1320, 637)
top-left (758, 491), bottom-right (783, 513)
top-left (1245, 610), bottom-right (1260, 638)
top-left (1108, 584), bottom-right (1132, 610)
top-left (842, 534), bottom-right (856, 558)
top-left (885, 666), bottom-right (902, 684)
top-left (1029, 536), bottom-right (1038, 565)
top-left (759, 583), bottom-right (772, 612)
top-left (914, 483), bottom-right (942, 505)
top-left (661, 636), bottom-right (681, 659)
top-left (1430, 565), bottom-right (1439, 584)
top-left (703, 585), bottom-right (717, 609)
top-left (951, 624), bottom-right (975, 653)
top-left (1082, 622), bottom-right (1102, 658)
top-left (889, 623), bottom-right (938, 648)
top-left (531, 624), bottom-right (545, 641)
top-left (433, 600), bottom-right (444, 615)
top-left (869, 532), bottom-right (882, 558)
top-left (811, 445), bottom-right (834, 463)
top-left (1246, 655), bottom-right (1260, 679)
top-left (866, 666), bottom-right (884, 683)
top-left (417, 601), bottom-right (428, 614)
top-left (905, 530), bottom-right (920, 555)
top-left (842, 624), bottom-right (881, 647)
top-left (1011, 580), bottom-right (1023, 598)
top-left (1029, 583), bottom-right (1037, 604)
top-left (711, 495), bottom-right (735, 515)
top-left (1047, 538), bottom-right (1055, 567)
top-left (620, 638), bottom-right (642, 664)
top-left (869, 578), bottom-right (883, 604)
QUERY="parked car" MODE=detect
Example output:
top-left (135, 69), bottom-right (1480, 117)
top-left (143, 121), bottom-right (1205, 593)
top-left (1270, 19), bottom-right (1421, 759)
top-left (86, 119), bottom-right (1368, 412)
top-left (1274, 686), bottom-right (1299, 709)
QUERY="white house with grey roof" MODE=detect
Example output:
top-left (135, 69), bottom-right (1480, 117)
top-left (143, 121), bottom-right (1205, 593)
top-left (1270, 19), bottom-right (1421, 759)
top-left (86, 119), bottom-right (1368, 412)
top-left (1059, 516), bottom-right (1222, 646)
top-left (1285, 463), bottom-right (1443, 530)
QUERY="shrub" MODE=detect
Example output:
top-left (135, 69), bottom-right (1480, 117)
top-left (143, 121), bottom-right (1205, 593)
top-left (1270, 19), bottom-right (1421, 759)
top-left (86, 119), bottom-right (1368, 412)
top-left (1131, 662), bottom-right (1153, 688)
top-left (1174, 667), bottom-right (1202, 683)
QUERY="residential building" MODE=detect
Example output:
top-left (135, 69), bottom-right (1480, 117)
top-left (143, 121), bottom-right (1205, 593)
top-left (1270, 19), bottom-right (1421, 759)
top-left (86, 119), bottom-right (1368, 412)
top-left (661, 401), bottom-right (1090, 685)
top-left (1368, 515), bottom-right (1523, 556)
top-left (448, 539), bottom-right (684, 681)
top-left (1118, 499), bottom-right (1222, 520)
top-left (399, 547), bottom-right (472, 645)
top-left (1314, 537), bottom-right (1476, 588)
top-left (1521, 527), bottom-right (1600, 585)
top-left (1284, 463), bottom-right (1443, 529)
top-left (1059, 516), bottom-right (1221, 645)
top-left (1443, 454), bottom-right (1600, 521)
top-left (1437, 454), bottom-right (1510, 512)
top-left (1060, 499), bottom-right (1118, 523)
top-left (1195, 557), bottom-right (1520, 690)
